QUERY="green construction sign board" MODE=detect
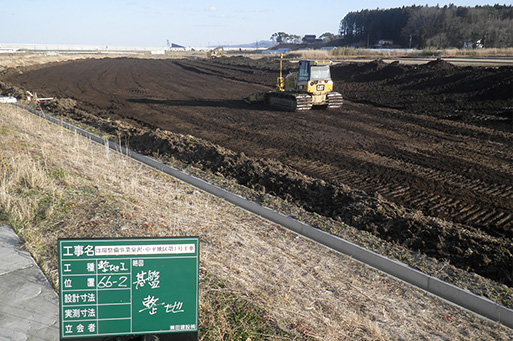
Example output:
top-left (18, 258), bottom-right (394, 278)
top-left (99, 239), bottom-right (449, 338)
top-left (58, 237), bottom-right (199, 339)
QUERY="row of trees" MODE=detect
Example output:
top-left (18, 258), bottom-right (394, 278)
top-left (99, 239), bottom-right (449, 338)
top-left (270, 32), bottom-right (302, 44)
top-left (270, 32), bottom-right (335, 45)
top-left (338, 5), bottom-right (513, 48)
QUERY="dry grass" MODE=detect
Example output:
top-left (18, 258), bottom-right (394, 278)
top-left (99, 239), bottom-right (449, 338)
top-left (286, 47), bottom-right (513, 60)
top-left (436, 47), bottom-right (513, 57)
top-left (1, 103), bottom-right (512, 340)
top-left (285, 48), bottom-right (383, 60)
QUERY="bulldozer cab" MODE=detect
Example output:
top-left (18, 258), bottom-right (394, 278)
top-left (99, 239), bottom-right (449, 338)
top-left (298, 60), bottom-right (332, 82)
top-left (292, 60), bottom-right (334, 94)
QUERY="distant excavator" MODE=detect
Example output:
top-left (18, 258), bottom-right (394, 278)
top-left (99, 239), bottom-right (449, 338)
top-left (207, 46), bottom-right (224, 58)
top-left (244, 54), bottom-right (343, 111)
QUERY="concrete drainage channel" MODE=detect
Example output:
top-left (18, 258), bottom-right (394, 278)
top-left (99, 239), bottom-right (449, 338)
top-left (15, 103), bottom-right (513, 329)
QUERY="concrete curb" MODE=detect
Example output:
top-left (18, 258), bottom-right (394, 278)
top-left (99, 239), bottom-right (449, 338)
top-left (16, 103), bottom-right (513, 329)
top-left (0, 224), bottom-right (59, 340)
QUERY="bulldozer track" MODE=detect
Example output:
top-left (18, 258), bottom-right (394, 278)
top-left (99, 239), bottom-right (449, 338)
top-left (288, 122), bottom-right (513, 236)
top-left (318, 161), bottom-right (513, 233)
top-left (265, 92), bottom-right (313, 111)
top-left (327, 92), bottom-right (343, 108)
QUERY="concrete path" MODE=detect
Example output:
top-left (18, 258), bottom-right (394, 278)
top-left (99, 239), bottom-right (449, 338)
top-left (0, 224), bottom-right (59, 340)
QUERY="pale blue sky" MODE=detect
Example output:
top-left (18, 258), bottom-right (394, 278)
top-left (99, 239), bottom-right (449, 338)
top-left (0, 0), bottom-right (509, 47)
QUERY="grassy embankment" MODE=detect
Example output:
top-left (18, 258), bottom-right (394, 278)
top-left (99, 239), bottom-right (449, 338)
top-left (0, 104), bottom-right (294, 340)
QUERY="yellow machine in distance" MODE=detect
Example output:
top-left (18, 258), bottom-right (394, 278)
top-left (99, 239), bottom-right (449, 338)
top-left (245, 54), bottom-right (343, 111)
top-left (207, 46), bottom-right (224, 58)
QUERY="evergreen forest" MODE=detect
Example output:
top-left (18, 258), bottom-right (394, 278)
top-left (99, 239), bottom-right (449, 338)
top-left (338, 5), bottom-right (513, 48)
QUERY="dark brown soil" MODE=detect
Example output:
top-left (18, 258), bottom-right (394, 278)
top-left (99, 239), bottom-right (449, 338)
top-left (1, 56), bottom-right (513, 290)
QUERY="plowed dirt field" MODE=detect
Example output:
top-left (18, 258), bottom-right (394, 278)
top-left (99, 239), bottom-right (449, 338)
top-left (1, 56), bottom-right (513, 290)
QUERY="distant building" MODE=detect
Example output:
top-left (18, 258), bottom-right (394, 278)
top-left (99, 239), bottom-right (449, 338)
top-left (0, 48), bottom-right (20, 54)
top-left (262, 48), bottom-right (291, 54)
top-left (302, 35), bottom-right (323, 44)
top-left (168, 43), bottom-right (186, 51)
top-left (463, 40), bottom-right (484, 49)
top-left (377, 40), bottom-right (394, 47)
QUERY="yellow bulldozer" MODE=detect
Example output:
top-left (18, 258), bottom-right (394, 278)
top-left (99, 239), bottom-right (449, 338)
top-left (244, 54), bottom-right (343, 111)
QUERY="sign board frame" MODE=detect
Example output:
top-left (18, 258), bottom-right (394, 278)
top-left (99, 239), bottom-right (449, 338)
top-left (58, 237), bottom-right (199, 339)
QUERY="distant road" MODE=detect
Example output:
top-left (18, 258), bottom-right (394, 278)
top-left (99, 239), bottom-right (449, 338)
top-left (337, 57), bottom-right (513, 67)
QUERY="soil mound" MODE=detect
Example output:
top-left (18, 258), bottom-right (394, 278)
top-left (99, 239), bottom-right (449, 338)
top-left (425, 58), bottom-right (457, 71)
top-left (335, 58), bottom-right (513, 122)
